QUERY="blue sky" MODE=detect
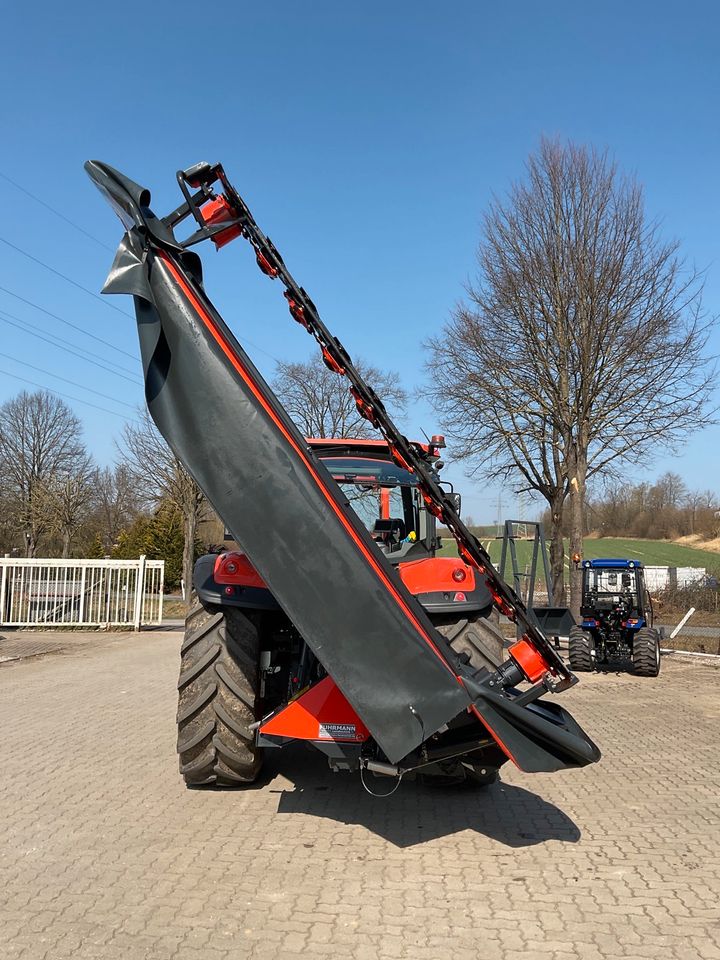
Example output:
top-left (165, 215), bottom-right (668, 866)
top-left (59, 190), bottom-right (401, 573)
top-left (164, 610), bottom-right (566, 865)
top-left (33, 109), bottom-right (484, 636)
top-left (1, 1), bottom-right (718, 523)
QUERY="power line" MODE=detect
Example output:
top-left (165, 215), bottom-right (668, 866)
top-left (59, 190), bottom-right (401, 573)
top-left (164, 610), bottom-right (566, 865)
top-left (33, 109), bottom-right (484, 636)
top-left (0, 263), bottom-right (279, 369)
top-left (0, 351), bottom-right (138, 410)
top-left (233, 333), bottom-right (281, 364)
top-left (0, 368), bottom-right (136, 421)
top-left (0, 309), bottom-right (142, 385)
top-left (0, 235), bottom-right (134, 318)
top-left (0, 279), bottom-right (279, 371)
top-left (0, 208), bottom-right (281, 367)
top-left (0, 171), bottom-right (115, 252)
top-left (0, 284), bottom-right (138, 362)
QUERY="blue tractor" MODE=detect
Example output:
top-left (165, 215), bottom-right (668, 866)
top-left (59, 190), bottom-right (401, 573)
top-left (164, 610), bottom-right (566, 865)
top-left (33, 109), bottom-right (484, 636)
top-left (569, 559), bottom-right (661, 676)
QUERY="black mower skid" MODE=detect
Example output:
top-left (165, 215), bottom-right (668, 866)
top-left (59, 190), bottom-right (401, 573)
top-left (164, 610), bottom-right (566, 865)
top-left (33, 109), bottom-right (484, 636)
top-left (85, 159), bottom-right (600, 773)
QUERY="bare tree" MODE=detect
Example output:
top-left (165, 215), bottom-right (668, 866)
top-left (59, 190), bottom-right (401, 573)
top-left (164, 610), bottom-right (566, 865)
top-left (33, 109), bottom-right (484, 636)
top-left (94, 464), bottom-right (141, 554)
top-left (0, 391), bottom-right (88, 556)
top-left (425, 139), bottom-right (714, 614)
top-left (652, 472), bottom-right (687, 511)
top-left (685, 490), bottom-right (706, 537)
top-left (45, 454), bottom-right (97, 557)
top-left (586, 476), bottom-right (720, 542)
top-left (272, 355), bottom-right (407, 439)
top-left (120, 410), bottom-right (205, 604)
top-left (0, 484), bottom-right (16, 555)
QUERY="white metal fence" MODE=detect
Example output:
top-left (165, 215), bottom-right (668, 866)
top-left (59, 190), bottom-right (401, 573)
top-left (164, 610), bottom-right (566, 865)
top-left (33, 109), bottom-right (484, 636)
top-left (0, 556), bottom-right (164, 629)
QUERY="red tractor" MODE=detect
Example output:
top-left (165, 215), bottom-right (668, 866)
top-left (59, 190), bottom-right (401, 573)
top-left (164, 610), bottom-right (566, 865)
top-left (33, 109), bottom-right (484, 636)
top-left (189, 436), bottom-right (505, 785)
top-left (86, 157), bottom-right (600, 794)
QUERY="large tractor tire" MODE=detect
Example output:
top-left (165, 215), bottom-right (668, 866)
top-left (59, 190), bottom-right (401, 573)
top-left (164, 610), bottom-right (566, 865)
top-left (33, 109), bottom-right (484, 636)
top-left (177, 600), bottom-right (262, 787)
top-left (435, 612), bottom-right (505, 672)
top-left (568, 626), bottom-right (594, 672)
top-left (632, 626), bottom-right (661, 677)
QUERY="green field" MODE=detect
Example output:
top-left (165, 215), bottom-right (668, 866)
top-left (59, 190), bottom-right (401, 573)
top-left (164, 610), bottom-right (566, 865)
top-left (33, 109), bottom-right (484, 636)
top-left (439, 536), bottom-right (720, 573)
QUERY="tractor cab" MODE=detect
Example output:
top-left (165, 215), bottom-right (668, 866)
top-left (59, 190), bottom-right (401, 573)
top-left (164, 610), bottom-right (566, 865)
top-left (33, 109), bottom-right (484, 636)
top-left (580, 559), bottom-right (647, 624)
top-left (310, 438), bottom-right (445, 562)
top-left (203, 435), bottom-right (492, 619)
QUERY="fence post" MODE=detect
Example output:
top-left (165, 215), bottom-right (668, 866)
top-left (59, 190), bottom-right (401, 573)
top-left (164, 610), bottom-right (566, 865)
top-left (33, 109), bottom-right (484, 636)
top-left (158, 563), bottom-right (165, 625)
top-left (0, 561), bottom-right (7, 627)
top-left (78, 565), bottom-right (87, 624)
top-left (133, 555), bottom-right (147, 632)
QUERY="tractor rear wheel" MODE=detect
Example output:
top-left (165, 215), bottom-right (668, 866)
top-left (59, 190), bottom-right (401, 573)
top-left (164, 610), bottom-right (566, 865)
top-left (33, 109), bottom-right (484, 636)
top-left (177, 599), bottom-right (262, 787)
top-left (632, 627), bottom-right (661, 677)
top-left (568, 626), bottom-right (594, 672)
top-left (435, 612), bottom-right (505, 672)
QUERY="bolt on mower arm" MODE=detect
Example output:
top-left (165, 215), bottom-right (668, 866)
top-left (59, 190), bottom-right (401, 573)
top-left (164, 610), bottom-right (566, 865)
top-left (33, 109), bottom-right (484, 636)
top-left (85, 158), bottom-right (600, 773)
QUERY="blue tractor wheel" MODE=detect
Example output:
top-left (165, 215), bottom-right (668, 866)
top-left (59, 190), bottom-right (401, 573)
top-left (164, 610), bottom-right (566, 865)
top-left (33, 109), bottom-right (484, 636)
top-left (632, 627), bottom-right (661, 677)
top-left (569, 626), bottom-right (594, 672)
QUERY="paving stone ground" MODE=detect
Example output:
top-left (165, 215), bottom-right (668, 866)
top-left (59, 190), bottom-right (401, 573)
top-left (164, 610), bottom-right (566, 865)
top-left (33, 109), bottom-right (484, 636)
top-left (0, 629), bottom-right (137, 663)
top-left (1, 632), bottom-right (719, 960)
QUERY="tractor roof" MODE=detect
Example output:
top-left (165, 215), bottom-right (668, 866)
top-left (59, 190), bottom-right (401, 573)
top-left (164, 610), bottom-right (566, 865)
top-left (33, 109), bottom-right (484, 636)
top-left (582, 558), bottom-right (644, 570)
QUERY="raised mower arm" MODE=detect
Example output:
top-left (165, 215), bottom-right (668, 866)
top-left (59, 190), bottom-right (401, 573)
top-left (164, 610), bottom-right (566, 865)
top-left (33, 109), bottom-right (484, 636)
top-left (85, 158), bottom-right (600, 773)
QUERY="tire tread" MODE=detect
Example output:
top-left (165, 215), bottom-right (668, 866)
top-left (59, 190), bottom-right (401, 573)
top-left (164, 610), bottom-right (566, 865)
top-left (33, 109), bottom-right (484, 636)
top-left (569, 626), bottom-right (594, 672)
top-left (435, 613), bottom-right (505, 671)
top-left (633, 626), bottom-right (661, 677)
top-left (177, 599), bottom-right (262, 787)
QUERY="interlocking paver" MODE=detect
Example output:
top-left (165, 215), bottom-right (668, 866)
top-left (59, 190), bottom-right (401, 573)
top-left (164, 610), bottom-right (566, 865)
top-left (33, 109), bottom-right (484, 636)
top-left (1, 633), bottom-right (719, 959)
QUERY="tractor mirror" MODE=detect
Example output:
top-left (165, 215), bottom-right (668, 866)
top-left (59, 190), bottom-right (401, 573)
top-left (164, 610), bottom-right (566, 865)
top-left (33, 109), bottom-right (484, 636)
top-left (448, 492), bottom-right (461, 516)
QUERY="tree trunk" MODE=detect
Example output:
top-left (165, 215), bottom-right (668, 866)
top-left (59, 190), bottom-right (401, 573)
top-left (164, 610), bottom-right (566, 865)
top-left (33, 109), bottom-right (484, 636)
top-left (548, 493), bottom-right (566, 605)
top-left (25, 530), bottom-right (36, 558)
top-left (61, 529), bottom-right (71, 559)
top-left (183, 507), bottom-right (197, 609)
top-left (568, 448), bottom-right (587, 621)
